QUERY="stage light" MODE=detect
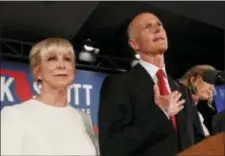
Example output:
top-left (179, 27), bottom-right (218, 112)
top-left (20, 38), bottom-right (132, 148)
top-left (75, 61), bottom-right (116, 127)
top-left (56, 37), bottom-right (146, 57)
top-left (79, 38), bottom-right (100, 63)
top-left (79, 50), bottom-right (97, 63)
top-left (84, 44), bottom-right (95, 51)
top-left (94, 48), bottom-right (100, 55)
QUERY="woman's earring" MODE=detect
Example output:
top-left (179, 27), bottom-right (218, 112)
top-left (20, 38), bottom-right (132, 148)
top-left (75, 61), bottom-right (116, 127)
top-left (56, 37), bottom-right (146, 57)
top-left (37, 75), bottom-right (41, 82)
top-left (37, 76), bottom-right (42, 89)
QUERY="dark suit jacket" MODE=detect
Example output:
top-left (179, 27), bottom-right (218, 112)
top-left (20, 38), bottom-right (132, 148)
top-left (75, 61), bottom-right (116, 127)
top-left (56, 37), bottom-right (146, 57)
top-left (212, 109), bottom-right (225, 134)
top-left (98, 64), bottom-right (204, 156)
top-left (176, 82), bottom-right (206, 142)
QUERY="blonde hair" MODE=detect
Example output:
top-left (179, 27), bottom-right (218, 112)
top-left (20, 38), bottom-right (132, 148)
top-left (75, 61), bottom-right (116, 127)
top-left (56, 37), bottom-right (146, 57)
top-left (29, 37), bottom-right (75, 82)
top-left (179, 65), bottom-right (215, 109)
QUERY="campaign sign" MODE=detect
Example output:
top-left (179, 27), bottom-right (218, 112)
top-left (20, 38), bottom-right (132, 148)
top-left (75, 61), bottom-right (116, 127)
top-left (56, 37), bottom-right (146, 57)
top-left (0, 61), bottom-right (106, 133)
top-left (213, 85), bottom-right (225, 112)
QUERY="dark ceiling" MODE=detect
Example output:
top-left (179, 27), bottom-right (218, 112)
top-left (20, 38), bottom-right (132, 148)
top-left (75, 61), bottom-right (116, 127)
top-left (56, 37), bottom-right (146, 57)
top-left (0, 1), bottom-right (224, 77)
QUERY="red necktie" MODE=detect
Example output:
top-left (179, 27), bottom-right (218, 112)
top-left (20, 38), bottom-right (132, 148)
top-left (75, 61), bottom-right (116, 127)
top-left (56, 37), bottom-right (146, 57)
top-left (156, 69), bottom-right (177, 132)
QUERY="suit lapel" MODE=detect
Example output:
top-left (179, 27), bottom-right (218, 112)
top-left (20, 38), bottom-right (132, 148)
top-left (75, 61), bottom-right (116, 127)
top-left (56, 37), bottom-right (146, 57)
top-left (168, 77), bottom-right (192, 149)
top-left (131, 64), bottom-right (155, 89)
top-left (167, 77), bottom-right (185, 130)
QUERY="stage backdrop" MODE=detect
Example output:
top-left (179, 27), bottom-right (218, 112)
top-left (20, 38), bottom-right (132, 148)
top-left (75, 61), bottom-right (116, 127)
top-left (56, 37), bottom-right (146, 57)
top-left (213, 85), bottom-right (225, 112)
top-left (1, 61), bottom-right (225, 132)
top-left (0, 61), bottom-right (106, 133)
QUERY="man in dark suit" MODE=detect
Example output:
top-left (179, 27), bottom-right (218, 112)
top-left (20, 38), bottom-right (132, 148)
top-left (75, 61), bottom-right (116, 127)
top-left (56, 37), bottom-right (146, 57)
top-left (98, 12), bottom-right (204, 156)
top-left (212, 109), bottom-right (225, 134)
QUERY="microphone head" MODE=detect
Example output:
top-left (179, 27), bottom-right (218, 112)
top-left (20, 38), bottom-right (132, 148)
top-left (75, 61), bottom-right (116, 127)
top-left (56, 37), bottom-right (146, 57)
top-left (202, 70), bottom-right (225, 85)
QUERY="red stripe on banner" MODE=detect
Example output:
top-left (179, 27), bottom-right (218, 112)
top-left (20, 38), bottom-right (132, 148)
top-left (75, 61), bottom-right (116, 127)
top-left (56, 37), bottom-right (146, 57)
top-left (1, 69), bottom-right (33, 102)
top-left (94, 125), bottom-right (99, 134)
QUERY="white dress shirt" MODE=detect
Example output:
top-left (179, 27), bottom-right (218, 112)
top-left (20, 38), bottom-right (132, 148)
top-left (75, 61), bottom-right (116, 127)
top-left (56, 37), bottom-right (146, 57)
top-left (139, 59), bottom-right (171, 118)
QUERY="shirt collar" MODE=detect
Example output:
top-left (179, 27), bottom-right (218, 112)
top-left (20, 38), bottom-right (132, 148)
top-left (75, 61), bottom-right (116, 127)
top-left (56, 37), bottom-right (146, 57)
top-left (139, 59), bottom-right (168, 79)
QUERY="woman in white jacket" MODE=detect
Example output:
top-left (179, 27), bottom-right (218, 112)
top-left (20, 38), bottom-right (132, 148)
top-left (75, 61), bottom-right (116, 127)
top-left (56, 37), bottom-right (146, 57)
top-left (1, 38), bottom-right (99, 155)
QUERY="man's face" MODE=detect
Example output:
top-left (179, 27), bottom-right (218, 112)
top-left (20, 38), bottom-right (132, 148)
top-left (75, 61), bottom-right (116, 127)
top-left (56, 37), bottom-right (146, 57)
top-left (128, 13), bottom-right (168, 55)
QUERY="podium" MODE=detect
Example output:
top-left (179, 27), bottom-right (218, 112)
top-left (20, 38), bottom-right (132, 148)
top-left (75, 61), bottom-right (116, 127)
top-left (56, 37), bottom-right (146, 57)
top-left (178, 132), bottom-right (225, 156)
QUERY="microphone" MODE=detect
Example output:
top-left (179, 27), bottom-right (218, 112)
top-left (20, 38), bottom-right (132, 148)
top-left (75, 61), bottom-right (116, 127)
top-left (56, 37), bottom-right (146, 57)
top-left (202, 70), bottom-right (225, 85)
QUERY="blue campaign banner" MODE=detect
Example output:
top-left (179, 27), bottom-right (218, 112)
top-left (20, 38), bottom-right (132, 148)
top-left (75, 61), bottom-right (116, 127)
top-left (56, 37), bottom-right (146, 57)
top-left (213, 85), bottom-right (225, 112)
top-left (0, 61), bottom-right (106, 133)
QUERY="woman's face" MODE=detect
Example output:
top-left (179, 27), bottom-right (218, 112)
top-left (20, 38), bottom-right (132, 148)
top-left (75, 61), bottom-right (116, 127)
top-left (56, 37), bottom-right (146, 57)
top-left (37, 50), bottom-right (75, 89)
top-left (195, 76), bottom-right (215, 100)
